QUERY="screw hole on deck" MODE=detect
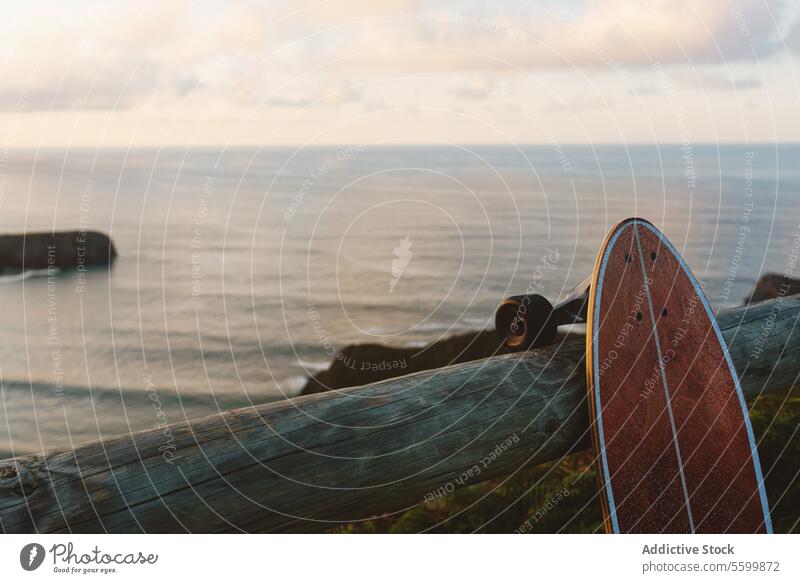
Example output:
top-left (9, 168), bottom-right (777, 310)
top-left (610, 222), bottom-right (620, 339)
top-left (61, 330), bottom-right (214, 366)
top-left (636, 311), bottom-right (643, 321)
top-left (662, 308), bottom-right (668, 317)
top-left (650, 251), bottom-right (657, 260)
top-left (624, 254), bottom-right (632, 263)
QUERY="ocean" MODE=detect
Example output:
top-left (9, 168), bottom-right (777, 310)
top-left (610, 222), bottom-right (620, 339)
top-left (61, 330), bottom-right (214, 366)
top-left (1, 144), bottom-right (798, 457)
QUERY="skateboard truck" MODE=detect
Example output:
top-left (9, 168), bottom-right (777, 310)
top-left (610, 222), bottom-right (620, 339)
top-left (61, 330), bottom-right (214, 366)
top-left (495, 276), bottom-right (591, 351)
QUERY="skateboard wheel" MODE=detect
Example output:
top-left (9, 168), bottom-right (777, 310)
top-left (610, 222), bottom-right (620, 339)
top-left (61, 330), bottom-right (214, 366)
top-left (495, 294), bottom-right (557, 351)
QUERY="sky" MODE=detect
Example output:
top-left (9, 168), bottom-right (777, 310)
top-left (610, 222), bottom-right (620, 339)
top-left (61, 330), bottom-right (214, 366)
top-left (1, 0), bottom-right (799, 147)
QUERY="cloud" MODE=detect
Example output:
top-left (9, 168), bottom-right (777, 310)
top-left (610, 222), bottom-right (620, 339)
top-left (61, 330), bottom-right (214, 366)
top-left (236, 77), bottom-right (363, 108)
top-left (449, 77), bottom-right (493, 100)
top-left (0, 1), bottom-right (401, 112)
top-left (0, 0), bottom-right (792, 115)
top-left (309, 0), bottom-right (419, 25)
top-left (333, 0), bottom-right (790, 72)
top-left (543, 93), bottom-right (614, 112)
top-left (626, 70), bottom-right (762, 99)
top-left (627, 83), bottom-right (661, 97)
top-left (673, 71), bottom-right (762, 91)
top-left (0, 57), bottom-right (166, 111)
top-left (318, 79), bottom-right (363, 106)
top-left (786, 16), bottom-right (800, 53)
top-left (0, 1), bottom-right (201, 111)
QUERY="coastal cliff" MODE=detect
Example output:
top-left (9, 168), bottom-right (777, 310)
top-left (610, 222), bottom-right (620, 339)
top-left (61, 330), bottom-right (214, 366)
top-left (0, 231), bottom-right (117, 275)
top-left (301, 328), bottom-right (575, 395)
top-left (301, 330), bottom-right (511, 395)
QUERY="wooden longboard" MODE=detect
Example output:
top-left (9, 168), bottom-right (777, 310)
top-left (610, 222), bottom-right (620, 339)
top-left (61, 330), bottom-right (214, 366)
top-left (586, 218), bottom-right (772, 534)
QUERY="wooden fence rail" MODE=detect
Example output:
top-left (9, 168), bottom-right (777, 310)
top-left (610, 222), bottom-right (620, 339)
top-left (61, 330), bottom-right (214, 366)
top-left (1, 296), bottom-right (798, 533)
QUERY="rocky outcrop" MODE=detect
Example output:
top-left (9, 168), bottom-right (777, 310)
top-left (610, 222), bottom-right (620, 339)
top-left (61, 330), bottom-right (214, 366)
top-left (744, 273), bottom-right (800, 304)
top-left (301, 330), bottom-right (510, 395)
top-left (301, 328), bottom-right (576, 395)
top-left (0, 231), bottom-right (116, 275)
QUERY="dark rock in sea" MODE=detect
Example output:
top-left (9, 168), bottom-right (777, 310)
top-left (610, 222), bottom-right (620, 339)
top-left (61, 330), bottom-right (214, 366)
top-left (744, 273), bottom-right (800, 304)
top-left (0, 231), bottom-right (117, 275)
top-left (301, 328), bottom-right (576, 395)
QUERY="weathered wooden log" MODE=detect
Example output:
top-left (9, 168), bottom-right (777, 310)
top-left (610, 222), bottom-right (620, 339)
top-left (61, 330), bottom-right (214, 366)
top-left (1, 296), bottom-right (798, 533)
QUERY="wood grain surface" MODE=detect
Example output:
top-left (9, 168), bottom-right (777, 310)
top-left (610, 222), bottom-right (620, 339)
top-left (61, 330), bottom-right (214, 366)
top-left (588, 219), bottom-right (772, 533)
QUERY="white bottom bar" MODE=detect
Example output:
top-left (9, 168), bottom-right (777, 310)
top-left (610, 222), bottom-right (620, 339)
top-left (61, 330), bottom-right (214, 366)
top-left (1, 534), bottom-right (796, 582)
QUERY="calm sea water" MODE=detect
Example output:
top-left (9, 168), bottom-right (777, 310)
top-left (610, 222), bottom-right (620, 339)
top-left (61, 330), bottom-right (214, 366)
top-left (1, 144), bottom-right (799, 456)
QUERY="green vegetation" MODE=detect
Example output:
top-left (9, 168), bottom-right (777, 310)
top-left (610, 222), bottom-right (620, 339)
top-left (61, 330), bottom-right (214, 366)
top-left (337, 388), bottom-right (800, 533)
top-left (751, 389), bottom-right (800, 533)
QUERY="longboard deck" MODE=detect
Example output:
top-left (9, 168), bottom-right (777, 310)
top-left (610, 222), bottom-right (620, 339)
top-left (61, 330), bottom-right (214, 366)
top-left (587, 219), bottom-right (772, 533)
